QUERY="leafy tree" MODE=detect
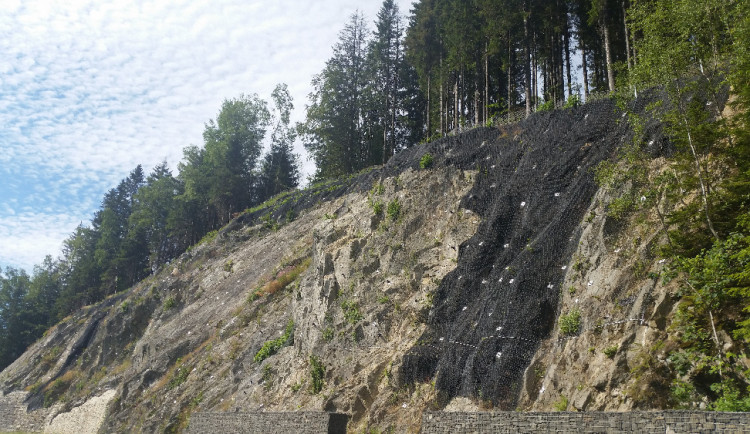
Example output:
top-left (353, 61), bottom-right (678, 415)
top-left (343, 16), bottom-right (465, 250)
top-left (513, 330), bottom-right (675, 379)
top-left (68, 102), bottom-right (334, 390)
top-left (202, 94), bottom-right (271, 224)
top-left (257, 84), bottom-right (300, 201)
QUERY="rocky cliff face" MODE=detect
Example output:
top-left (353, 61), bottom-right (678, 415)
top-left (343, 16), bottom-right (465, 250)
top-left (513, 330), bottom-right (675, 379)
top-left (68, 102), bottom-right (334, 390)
top-left (0, 97), bottom-right (675, 433)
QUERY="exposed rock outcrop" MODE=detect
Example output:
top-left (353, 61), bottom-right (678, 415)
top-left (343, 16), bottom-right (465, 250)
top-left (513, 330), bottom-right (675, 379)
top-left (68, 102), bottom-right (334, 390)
top-left (0, 97), bottom-right (677, 432)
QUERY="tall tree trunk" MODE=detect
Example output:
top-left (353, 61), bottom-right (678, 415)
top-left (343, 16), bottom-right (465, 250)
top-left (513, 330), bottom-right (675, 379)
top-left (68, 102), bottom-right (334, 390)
top-left (454, 77), bottom-right (459, 131)
top-left (581, 38), bottom-right (589, 98)
top-left (601, 14), bottom-right (616, 92)
top-left (475, 88), bottom-right (480, 126)
top-left (622, 0), bottom-right (632, 71)
top-left (675, 81), bottom-right (720, 240)
top-left (485, 41), bottom-right (489, 123)
top-left (426, 73), bottom-right (431, 137)
top-left (508, 34), bottom-right (513, 114)
top-left (440, 57), bottom-right (444, 135)
top-left (565, 24), bottom-right (572, 97)
top-left (523, 2), bottom-right (532, 117)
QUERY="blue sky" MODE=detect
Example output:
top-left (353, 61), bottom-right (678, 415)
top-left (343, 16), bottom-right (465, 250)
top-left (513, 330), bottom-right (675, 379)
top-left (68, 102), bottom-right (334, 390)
top-left (0, 0), bottom-right (413, 272)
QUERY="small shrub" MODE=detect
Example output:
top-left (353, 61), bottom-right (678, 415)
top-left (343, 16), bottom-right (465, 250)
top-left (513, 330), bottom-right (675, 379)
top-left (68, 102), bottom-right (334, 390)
top-left (607, 195), bottom-right (634, 220)
top-left (559, 308), bottom-right (581, 336)
top-left (198, 230), bottom-right (218, 245)
top-left (224, 260), bottom-right (234, 273)
top-left (603, 345), bottom-right (618, 358)
top-left (420, 153), bottom-right (434, 169)
top-left (168, 359), bottom-right (190, 390)
top-left (291, 379), bottom-right (305, 392)
top-left (322, 327), bottom-right (334, 341)
top-left (43, 379), bottom-right (67, 407)
top-left (563, 94), bottom-right (581, 109)
top-left (537, 100), bottom-right (555, 112)
top-left (387, 199), bottom-right (401, 222)
top-left (309, 355), bottom-right (325, 394)
top-left (163, 296), bottom-right (176, 311)
top-left (286, 208), bottom-right (296, 223)
top-left (262, 364), bottom-right (274, 390)
top-left (371, 182), bottom-right (385, 195)
top-left (254, 319), bottom-right (294, 363)
top-left (372, 200), bottom-right (384, 216)
top-left (228, 338), bottom-right (242, 360)
top-left (341, 300), bottom-right (362, 324)
top-left (553, 394), bottom-right (568, 411)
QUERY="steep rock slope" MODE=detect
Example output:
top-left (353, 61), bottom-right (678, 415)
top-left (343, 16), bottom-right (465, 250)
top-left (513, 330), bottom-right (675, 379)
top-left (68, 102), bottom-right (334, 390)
top-left (0, 97), bottom-right (663, 432)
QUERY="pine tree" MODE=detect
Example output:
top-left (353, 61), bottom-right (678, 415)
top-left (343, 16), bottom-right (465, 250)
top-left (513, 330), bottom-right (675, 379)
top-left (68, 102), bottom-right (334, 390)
top-left (301, 12), bottom-right (370, 179)
top-left (202, 94), bottom-right (271, 224)
top-left (0, 268), bottom-right (33, 370)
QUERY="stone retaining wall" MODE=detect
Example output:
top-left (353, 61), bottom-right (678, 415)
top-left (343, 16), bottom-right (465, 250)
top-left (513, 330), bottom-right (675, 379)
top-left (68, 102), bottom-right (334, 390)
top-left (187, 411), bottom-right (349, 434)
top-left (421, 411), bottom-right (750, 433)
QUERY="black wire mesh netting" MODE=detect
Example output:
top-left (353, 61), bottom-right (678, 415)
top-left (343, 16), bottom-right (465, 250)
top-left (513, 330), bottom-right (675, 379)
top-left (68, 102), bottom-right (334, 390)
top-left (392, 97), bottom-right (653, 408)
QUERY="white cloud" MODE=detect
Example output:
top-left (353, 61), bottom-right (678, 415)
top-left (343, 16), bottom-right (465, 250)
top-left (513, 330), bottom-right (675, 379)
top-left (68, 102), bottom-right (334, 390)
top-left (0, 0), bottom-right (413, 271)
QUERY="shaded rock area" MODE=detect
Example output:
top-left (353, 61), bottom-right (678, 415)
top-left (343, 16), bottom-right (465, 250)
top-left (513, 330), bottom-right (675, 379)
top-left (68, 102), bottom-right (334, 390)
top-left (0, 96), bottom-right (674, 433)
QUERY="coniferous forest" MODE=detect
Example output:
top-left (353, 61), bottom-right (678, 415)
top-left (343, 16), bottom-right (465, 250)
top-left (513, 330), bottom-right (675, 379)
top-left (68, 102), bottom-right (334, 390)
top-left (2, 0), bottom-right (750, 409)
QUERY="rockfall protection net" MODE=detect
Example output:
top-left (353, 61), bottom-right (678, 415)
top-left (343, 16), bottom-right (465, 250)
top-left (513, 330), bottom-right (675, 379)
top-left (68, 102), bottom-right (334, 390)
top-left (390, 97), bottom-right (664, 408)
top-left (238, 94), bottom-right (668, 409)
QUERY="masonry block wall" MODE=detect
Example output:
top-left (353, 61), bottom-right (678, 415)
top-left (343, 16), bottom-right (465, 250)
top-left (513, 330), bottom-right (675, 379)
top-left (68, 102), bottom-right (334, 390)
top-left (187, 411), bottom-right (349, 434)
top-left (421, 411), bottom-right (750, 433)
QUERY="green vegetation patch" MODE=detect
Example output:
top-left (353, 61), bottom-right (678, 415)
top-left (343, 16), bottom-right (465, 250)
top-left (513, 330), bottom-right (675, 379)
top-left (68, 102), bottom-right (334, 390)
top-left (254, 319), bottom-right (294, 363)
top-left (420, 153), bottom-right (434, 169)
top-left (559, 308), bottom-right (582, 336)
top-left (309, 355), bottom-right (325, 394)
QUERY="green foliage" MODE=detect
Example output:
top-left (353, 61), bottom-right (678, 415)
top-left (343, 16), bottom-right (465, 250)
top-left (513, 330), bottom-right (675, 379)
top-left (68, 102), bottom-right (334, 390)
top-left (559, 308), bottom-right (581, 336)
top-left (419, 153), bottom-right (434, 169)
top-left (341, 300), bottom-right (362, 324)
top-left (536, 100), bottom-right (555, 112)
top-left (254, 319), bottom-right (294, 363)
top-left (261, 364), bottom-right (274, 390)
top-left (257, 84), bottom-right (301, 203)
top-left (43, 378), bottom-right (69, 407)
top-left (606, 196), bottom-right (635, 220)
top-left (386, 199), bottom-right (401, 222)
top-left (563, 95), bottom-right (581, 109)
top-left (372, 200), bottom-right (384, 216)
top-left (168, 358), bottom-right (190, 390)
top-left (710, 381), bottom-right (750, 411)
top-left (371, 182), bottom-right (385, 195)
top-left (198, 230), bottom-right (218, 246)
top-left (603, 345), bottom-right (618, 358)
top-left (163, 296), bottom-right (176, 311)
top-left (553, 394), bottom-right (568, 411)
top-left (309, 355), bottom-right (325, 394)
